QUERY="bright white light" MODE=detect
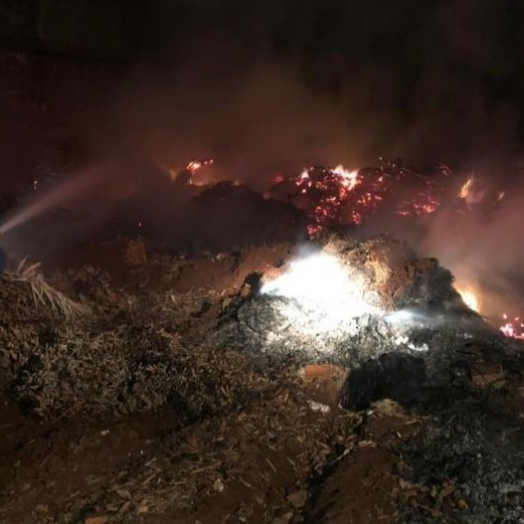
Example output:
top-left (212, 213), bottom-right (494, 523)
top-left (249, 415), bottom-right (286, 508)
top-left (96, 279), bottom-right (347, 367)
top-left (261, 252), bottom-right (376, 333)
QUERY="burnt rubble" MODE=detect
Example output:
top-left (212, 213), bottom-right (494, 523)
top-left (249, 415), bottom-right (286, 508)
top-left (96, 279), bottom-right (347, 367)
top-left (216, 235), bottom-right (517, 379)
top-left (215, 234), bottom-right (524, 522)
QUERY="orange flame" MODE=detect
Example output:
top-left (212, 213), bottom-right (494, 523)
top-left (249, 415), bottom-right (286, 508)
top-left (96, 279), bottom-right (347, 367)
top-left (270, 161), bottom-right (447, 237)
top-left (459, 176), bottom-right (474, 200)
top-left (456, 287), bottom-right (481, 313)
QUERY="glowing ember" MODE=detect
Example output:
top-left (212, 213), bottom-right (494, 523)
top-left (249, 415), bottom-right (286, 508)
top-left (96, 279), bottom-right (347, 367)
top-left (331, 165), bottom-right (360, 190)
top-left (456, 287), bottom-right (481, 313)
top-left (183, 159), bottom-right (215, 186)
top-left (457, 175), bottom-right (489, 209)
top-left (500, 314), bottom-right (524, 340)
top-left (269, 160), bottom-right (450, 237)
top-left (459, 176), bottom-right (475, 201)
top-left (186, 159), bottom-right (214, 173)
top-left (260, 252), bottom-right (377, 334)
top-left (457, 174), bottom-right (505, 210)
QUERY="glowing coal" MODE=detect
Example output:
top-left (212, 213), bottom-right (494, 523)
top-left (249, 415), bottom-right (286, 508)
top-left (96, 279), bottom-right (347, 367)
top-left (260, 251), bottom-right (378, 334)
top-left (500, 315), bottom-right (524, 340)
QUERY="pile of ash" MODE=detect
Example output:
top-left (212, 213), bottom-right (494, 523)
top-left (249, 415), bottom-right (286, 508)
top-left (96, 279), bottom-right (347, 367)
top-left (398, 396), bottom-right (524, 524)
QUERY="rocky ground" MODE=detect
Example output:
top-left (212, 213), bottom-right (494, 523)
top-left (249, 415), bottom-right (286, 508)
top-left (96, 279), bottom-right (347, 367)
top-left (1, 236), bottom-right (524, 524)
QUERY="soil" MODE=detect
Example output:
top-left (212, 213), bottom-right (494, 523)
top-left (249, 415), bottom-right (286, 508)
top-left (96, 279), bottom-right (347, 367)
top-left (0, 389), bottom-right (418, 524)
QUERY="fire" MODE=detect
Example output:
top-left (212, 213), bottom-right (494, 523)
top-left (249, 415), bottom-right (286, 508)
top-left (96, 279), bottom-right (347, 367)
top-left (269, 160), bottom-right (450, 237)
top-left (457, 174), bottom-right (504, 210)
top-left (459, 176), bottom-right (474, 201)
top-left (332, 165), bottom-right (360, 190)
top-left (186, 159), bottom-right (214, 173)
top-left (455, 285), bottom-right (524, 341)
top-left (456, 287), bottom-right (481, 313)
top-left (500, 314), bottom-right (524, 340)
top-left (260, 251), bottom-right (376, 334)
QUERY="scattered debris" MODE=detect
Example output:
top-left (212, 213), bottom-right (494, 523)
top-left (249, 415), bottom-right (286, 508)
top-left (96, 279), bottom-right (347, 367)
top-left (1, 234), bottom-right (524, 524)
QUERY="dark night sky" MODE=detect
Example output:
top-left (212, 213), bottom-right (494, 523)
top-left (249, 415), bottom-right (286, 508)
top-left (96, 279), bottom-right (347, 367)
top-left (205, 0), bottom-right (524, 169)
top-left (104, 0), bottom-right (524, 172)
top-left (1, 0), bottom-right (524, 190)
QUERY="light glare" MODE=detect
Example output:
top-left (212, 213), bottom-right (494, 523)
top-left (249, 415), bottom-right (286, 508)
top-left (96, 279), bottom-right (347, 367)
top-left (261, 252), bottom-right (376, 333)
top-left (456, 286), bottom-right (481, 313)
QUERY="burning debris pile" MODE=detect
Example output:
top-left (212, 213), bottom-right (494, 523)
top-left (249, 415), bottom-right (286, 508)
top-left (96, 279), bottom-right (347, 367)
top-left (268, 160), bottom-right (453, 236)
top-left (1, 233), bottom-right (522, 420)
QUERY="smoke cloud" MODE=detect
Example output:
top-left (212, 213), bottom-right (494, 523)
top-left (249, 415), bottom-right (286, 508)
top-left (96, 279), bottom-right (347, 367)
top-left (419, 175), bottom-right (524, 317)
top-left (4, 0), bottom-right (524, 298)
top-left (74, 0), bottom-right (524, 184)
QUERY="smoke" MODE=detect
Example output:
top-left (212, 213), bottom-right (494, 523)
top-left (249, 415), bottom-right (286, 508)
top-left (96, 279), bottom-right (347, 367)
top-left (91, 0), bottom-right (524, 182)
top-left (3, 0), bottom-right (524, 277)
top-left (419, 173), bottom-right (524, 316)
top-left (111, 58), bottom-right (354, 185)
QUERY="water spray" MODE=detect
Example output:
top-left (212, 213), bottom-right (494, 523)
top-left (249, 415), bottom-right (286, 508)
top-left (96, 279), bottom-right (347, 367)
top-left (0, 166), bottom-right (109, 236)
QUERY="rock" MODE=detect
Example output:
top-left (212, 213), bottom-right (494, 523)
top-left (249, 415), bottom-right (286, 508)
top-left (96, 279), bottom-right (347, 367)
top-left (213, 478), bottom-right (225, 492)
top-left (457, 499), bottom-right (468, 510)
top-left (371, 399), bottom-right (408, 419)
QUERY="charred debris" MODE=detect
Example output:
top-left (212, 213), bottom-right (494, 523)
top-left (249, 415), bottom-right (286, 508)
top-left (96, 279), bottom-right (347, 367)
top-left (1, 233), bottom-right (524, 523)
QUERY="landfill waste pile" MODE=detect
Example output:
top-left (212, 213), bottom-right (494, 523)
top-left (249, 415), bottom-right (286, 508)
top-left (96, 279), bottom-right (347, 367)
top-left (1, 234), bottom-right (524, 524)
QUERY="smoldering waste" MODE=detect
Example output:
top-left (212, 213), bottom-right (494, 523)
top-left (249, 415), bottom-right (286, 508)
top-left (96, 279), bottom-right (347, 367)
top-left (2, 234), bottom-right (524, 523)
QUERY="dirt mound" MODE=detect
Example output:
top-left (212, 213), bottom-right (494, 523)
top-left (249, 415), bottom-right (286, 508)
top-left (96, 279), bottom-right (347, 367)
top-left (172, 183), bottom-right (307, 252)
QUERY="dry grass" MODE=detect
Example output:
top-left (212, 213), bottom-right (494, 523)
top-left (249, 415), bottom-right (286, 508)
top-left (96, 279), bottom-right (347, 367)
top-left (4, 258), bottom-right (89, 319)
